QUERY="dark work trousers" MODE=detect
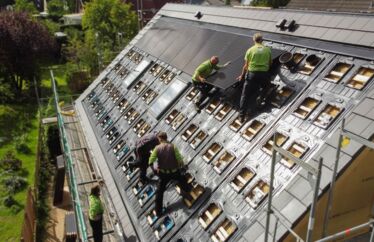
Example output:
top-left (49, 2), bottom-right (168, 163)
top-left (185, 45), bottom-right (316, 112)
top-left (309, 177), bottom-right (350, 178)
top-left (193, 81), bottom-right (213, 106)
top-left (239, 71), bottom-right (270, 116)
top-left (89, 218), bottom-right (103, 242)
top-left (155, 171), bottom-right (193, 214)
top-left (135, 144), bottom-right (153, 181)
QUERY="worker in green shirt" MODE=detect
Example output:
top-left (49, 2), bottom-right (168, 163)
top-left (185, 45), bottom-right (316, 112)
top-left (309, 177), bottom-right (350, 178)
top-left (192, 56), bottom-right (230, 111)
top-left (237, 33), bottom-right (272, 122)
top-left (149, 132), bottom-right (193, 216)
top-left (89, 184), bottom-right (104, 242)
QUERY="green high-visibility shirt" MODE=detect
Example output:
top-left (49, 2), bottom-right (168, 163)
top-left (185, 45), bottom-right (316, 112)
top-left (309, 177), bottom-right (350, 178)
top-left (89, 195), bottom-right (104, 220)
top-left (149, 144), bottom-right (184, 169)
top-left (192, 60), bottom-right (221, 82)
top-left (245, 43), bottom-right (271, 72)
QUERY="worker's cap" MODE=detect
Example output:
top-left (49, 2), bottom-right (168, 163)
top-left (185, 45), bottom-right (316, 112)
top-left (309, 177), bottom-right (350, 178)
top-left (210, 56), bottom-right (219, 65)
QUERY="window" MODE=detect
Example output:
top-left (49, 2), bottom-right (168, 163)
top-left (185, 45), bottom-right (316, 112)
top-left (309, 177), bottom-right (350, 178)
top-left (190, 130), bottom-right (208, 149)
top-left (181, 124), bottom-right (198, 141)
top-left (202, 143), bottom-right (223, 163)
top-left (152, 64), bottom-right (164, 77)
top-left (346, 67), bottom-right (374, 90)
top-left (211, 218), bottom-right (237, 242)
top-left (149, 78), bottom-right (188, 120)
top-left (213, 151), bottom-right (236, 174)
top-left (215, 103), bottom-right (232, 121)
top-left (230, 167), bottom-right (256, 192)
top-left (280, 142), bottom-right (309, 169)
top-left (198, 203), bottom-right (222, 230)
top-left (123, 60), bottom-right (151, 88)
top-left (324, 62), bottom-right (352, 83)
top-left (314, 104), bottom-right (343, 129)
top-left (245, 180), bottom-right (270, 209)
top-left (293, 97), bottom-right (321, 120)
top-left (262, 132), bottom-right (288, 155)
top-left (242, 120), bottom-right (265, 142)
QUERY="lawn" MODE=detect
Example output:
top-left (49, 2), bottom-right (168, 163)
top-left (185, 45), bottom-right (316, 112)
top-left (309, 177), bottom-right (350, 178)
top-left (0, 107), bottom-right (39, 241)
top-left (0, 66), bottom-right (68, 241)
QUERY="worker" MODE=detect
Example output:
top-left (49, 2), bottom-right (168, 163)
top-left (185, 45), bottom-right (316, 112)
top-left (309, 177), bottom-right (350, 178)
top-left (237, 33), bottom-right (272, 122)
top-left (149, 132), bottom-right (193, 216)
top-left (89, 184), bottom-right (104, 242)
top-left (127, 131), bottom-right (160, 183)
top-left (192, 56), bottom-right (230, 111)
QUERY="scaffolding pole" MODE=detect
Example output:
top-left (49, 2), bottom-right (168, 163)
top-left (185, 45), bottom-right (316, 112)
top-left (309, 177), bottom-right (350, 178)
top-left (265, 134), bottom-right (323, 242)
top-left (322, 118), bottom-right (374, 237)
top-left (316, 220), bottom-right (374, 242)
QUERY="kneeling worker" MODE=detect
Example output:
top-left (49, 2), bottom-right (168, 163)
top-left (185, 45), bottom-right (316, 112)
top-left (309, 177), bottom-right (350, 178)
top-left (149, 132), bottom-right (192, 216)
top-left (237, 33), bottom-right (272, 122)
top-left (192, 56), bottom-right (230, 111)
top-left (127, 131), bottom-right (160, 183)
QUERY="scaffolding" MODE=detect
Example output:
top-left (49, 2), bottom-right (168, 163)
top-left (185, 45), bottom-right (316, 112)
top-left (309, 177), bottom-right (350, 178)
top-left (265, 118), bottom-right (374, 242)
top-left (264, 134), bottom-right (323, 242)
top-left (51, 70), bottom-right (88, 241)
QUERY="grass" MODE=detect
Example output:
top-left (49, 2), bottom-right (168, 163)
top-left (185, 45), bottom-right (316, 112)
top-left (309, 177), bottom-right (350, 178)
top-left (0, 108), bottom-right (39, 241)
top-left (0, 66), bottom-right (69, 241)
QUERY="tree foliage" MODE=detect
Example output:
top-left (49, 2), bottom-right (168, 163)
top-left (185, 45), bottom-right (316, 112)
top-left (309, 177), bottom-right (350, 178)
top-left (82, 0), bottom-right (137, 53)
top-left (14, 0), bottom-right (38, 13)
top-left (0, 11), bottom-right (56, 96)
top-left (0, 151), bottom-right (22, 172)
top-left (47, 0), bottom-right (66, 20)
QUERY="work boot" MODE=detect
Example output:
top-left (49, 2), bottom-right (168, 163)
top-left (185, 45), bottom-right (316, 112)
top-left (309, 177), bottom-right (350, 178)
top-left (238, 114), bottom-right (247, 123)
top-left (194, 103), bottom-right (202, 113)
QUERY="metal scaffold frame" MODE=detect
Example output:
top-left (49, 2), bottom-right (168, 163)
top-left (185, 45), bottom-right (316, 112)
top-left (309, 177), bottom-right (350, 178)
top-left (265, 117), bottom-right (374, 242)
top-left (51, 70), bottom-right (88, 241)
top-left (264, 134), bottom-right (323, 242)
top-left (321, 118), bottom-right (374, 241)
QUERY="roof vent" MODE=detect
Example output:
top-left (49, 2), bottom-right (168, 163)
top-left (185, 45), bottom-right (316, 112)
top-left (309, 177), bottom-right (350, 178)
top-left (194, 11), bottom-right (203, 19)
top-left (284, 20), bottom-right (296, 31)
top-left (275, 19), bottom-right (287, 29)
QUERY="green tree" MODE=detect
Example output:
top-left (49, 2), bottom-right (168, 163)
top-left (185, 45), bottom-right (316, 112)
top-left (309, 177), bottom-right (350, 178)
top-left (14, 0), bottom-right (38, 13)
top-left (0, 11), bottom-right (56, 97)
top-left (47, 0), bottom-right (66, 20)
top-left (82, 0), bottom-right (137, 52)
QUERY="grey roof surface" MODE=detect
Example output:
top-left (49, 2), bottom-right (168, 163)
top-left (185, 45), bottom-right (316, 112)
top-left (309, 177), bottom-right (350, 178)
top-left (159, 4), bottom-right (374, 48)
top-left (74, 3), bottom-right (374, 242)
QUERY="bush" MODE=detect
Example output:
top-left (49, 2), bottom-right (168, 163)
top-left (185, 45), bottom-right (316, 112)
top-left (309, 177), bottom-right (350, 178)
top-left (13, 134), bottom-right (31, 154)
top-left (3, 176), bottom-right (28, 194)
top-left (3, 195), bottom-right (16, 207)
top-left (0, 151), bottom-right (22, 171)
top-left (10, 204), bottom-right (22, 214)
